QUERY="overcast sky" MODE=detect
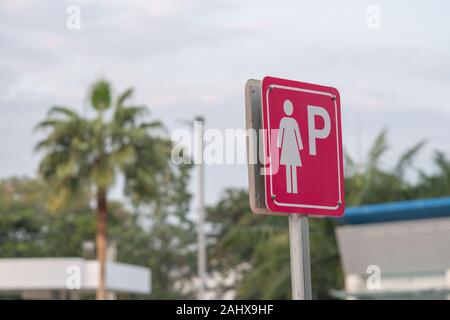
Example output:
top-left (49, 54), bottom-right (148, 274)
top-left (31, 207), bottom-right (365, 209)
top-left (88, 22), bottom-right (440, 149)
top-left (1, 0), bottom-right (450, 207)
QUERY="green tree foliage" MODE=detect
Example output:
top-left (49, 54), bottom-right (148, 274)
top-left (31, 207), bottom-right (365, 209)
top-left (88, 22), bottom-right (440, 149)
top-left (0, 177), bottom-right (94, 258)
top-left (0, 173), bottom-right (195, 299)
top-left (344, 129), bottom-right (426, 205)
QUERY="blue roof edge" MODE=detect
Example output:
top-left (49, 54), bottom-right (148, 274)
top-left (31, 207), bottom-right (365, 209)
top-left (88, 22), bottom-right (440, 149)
top-left (335, 197), bottom-right (450, 225)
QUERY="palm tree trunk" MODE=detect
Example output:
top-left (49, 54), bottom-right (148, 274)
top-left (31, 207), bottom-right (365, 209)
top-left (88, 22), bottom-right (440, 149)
top-left (96, 188), bottom-right (108, 300)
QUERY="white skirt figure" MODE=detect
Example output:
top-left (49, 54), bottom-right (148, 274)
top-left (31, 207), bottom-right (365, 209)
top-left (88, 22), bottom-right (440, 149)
top-left (279, 117), bottom-right (302, 167)
top-left (277, 100), bottom-right (303, 194)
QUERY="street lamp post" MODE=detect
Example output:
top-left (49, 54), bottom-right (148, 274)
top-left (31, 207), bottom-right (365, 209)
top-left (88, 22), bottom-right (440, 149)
top-left (194, 116), bottom-right (206, 299)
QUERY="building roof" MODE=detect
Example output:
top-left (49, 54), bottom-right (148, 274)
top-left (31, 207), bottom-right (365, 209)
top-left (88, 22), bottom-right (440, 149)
top-left (0, 258), bottom-right (151, 294)
top-left (339, 197), bottom-right (450, 225)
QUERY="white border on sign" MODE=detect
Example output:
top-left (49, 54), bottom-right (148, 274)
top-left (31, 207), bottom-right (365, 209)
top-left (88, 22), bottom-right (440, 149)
top-left (265, 84), bottom-right (342, 210)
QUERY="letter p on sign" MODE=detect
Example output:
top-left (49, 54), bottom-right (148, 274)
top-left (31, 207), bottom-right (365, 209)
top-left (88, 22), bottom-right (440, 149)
top-left (307, 106), bottom-right (331, 156)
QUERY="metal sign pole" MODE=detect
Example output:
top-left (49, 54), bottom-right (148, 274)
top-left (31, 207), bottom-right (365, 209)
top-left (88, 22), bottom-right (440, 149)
top-left (288, 214), bottom-right (312, 300)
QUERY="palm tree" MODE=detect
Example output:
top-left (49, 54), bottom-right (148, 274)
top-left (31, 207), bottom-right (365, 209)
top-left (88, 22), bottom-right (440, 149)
top-left (35, 80), bottom-right (170, 299)
top-left (344, 129), bottom-right (426, 205)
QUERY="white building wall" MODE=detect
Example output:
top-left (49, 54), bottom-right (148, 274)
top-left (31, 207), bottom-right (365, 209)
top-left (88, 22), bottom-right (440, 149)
top-left (0, 258), bottom-right (151, 294)
top-left (336, 217), bottom-right (450, 298)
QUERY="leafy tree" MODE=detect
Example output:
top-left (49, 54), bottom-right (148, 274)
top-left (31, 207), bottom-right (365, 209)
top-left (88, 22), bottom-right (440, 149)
top-left (111, 163), bottom-right (196, 299)
top-left (0, 173), bottom-right (195, 300)
top-left (35, 80), bottom-right (170, 299)
top-left (0, 177), bottom-right (47, 258)
top-left (0, 177), bottom-right (93, 258)
top-left (344, 129), bottom-right (426, 205)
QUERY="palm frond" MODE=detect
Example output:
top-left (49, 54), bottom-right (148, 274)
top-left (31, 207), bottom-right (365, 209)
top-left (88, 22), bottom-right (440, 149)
top-left (34, 119), bottom-right (66, 131)
top-left (90, 160), bottom-right (115, 189)
top-left (110, 144), bottom-right (136, 168)
top-left (117, 88), bottom-right (134, 107)
top-left (368, 128), bottom-right (389, 170)
top-left (140, 120), bottom-right (163, 129)
top-left (47, 106), bottom-right (80, 119)
top-left (395, 139), bottom-right (426, 178)
top-left (90, 79), bottom-right (112, 111)
top-left (344, 150), bottom-right (356, 176)
top-left (35, 137), bottom-right (54, 151)
top-left (112, 106), bottom-right (148, 130)
top-left (434, 151), bottom-right (450, 176)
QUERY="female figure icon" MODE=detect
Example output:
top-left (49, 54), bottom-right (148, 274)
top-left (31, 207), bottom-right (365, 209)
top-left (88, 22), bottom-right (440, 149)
top-left (277, 99), bottom-right (303, 194)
